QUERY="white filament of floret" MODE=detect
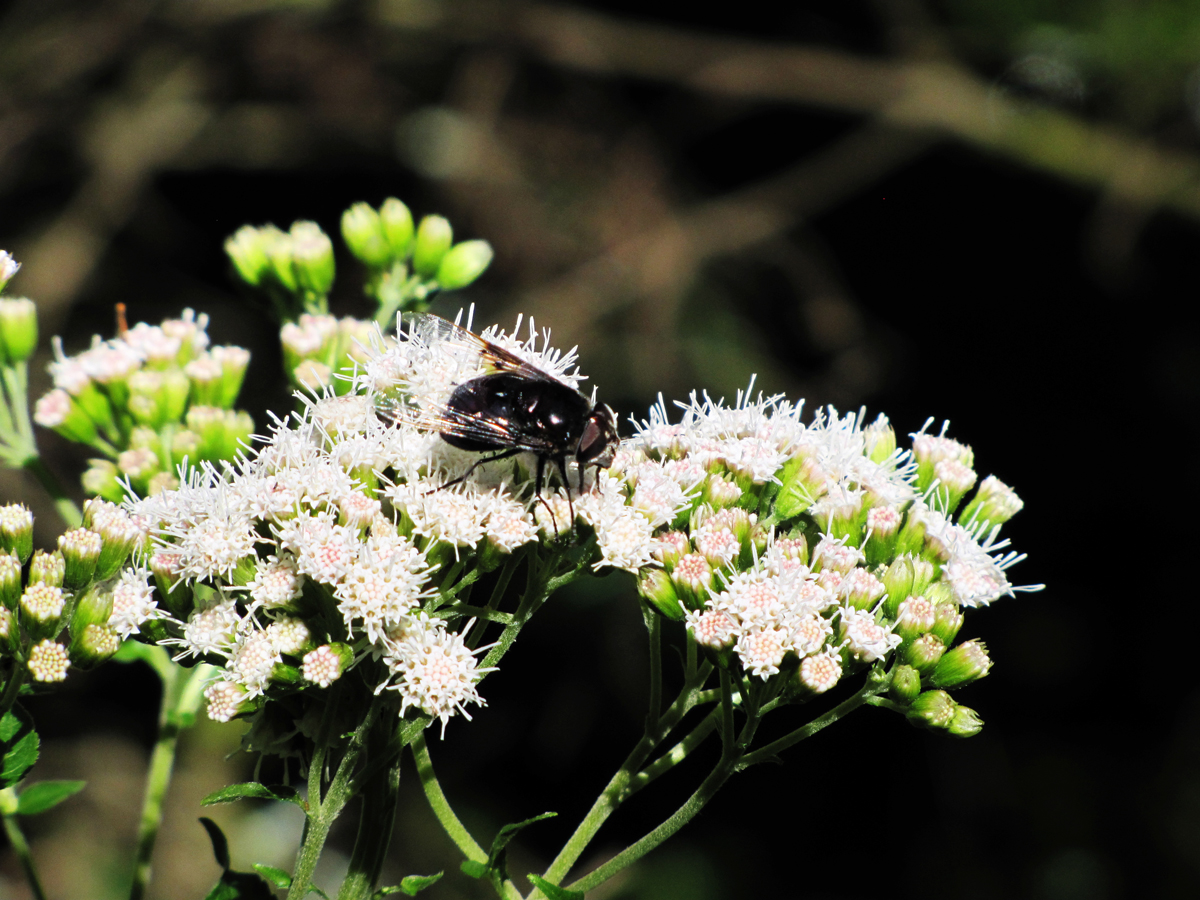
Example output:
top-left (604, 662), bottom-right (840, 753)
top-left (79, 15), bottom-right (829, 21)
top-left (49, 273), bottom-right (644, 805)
top-left (108, 568), bottom-right (161, 638)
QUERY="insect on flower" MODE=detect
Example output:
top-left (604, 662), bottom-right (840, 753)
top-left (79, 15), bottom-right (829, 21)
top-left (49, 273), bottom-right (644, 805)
top-left (399, 312), bottom-right (619, 531)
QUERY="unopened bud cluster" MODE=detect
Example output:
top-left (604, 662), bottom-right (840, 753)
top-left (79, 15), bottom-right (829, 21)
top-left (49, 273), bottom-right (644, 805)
top-left (32, 310), bottom-right (253, 500)
top-left (602, 396), bottom-right (1035, 734)
top-left (0, 501), bottom-right (149, 686)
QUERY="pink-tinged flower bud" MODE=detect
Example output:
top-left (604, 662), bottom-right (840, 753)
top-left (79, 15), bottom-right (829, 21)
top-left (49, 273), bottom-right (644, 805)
top-left (670, 553), bottom-right (713, 610)
top-left (947, 704), bottom-right (984, 737)
top-left (929, 639), bottom-right (992, 689)
top-left (0, 297), bottom-right (38, 364)
top-left (0, 553), bottom-right (20, 610)
top-left (958, 475), bottom-right (1024, 531)
top-left (933, 458), bottom-right (977, 516)
top-left (890, 664), bottom-right (922, 703)
top-left (34, 388), bottom-right (100, 445)
top-left (839, 567), bottom-right (886, 611)
top-left (893, 595), bottom-right (936, 642)
top-left (341, 203), bottom-right (392, 268)
top-left (290, 221), bottom-right (335, 296)
top-left (118, 447), bottom-right (160, 491)
top-left (797, 649), bottom-right (842, 695)
top-left (380, 197), bottom-right (414, 257)
top-left (27, 639), bottom-right (70, 683)
top-left (203, 680), bottom-right (257, 722)
top-left (412, 215), bottom-right (453, 277)
top-left (0, 250), bottom-right (20, 292)
top-left (902, 633), bottom-right (945, 675)
top-left (864, 504), bottom-right (902, 564)
top-left (84, 500), bottom-right (143, 580)
top-left (28, 550), bottom-right (65, 588)
top-left (59, 529), bottom-right (102, 590)
top-left (651, 531), bottom-right (689, 568)
top-left (906, 689), bottom-right (955, 730)
top-left (70, 623), bottom-right (121, 669)
top-left (225, 225), bottom-right (272, 287)
top-left (291, 359), bottom-right (333, 393)
top-left (702, 475), bottom-right (742, 509)
top-left (302, 643), bottom-right (353, 688)
top-left (0, 504), bottom-right (34, 563)
top-left (911, 431), bottom-right (973, 493)
top-left (435, 239), bottom-right (493, 290)
top-left (639, 568), bottom-right (685, 620)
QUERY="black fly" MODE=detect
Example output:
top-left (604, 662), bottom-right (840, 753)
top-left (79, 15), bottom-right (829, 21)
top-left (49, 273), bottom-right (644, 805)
top-left (398, 313), bottom-right (619, 531)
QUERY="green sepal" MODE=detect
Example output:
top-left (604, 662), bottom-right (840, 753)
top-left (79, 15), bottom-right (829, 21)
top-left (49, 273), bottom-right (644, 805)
top-left (460, 860), bottom-right (489, 880)
top-left (0, 708), bottom-right (39, 788)
top-left (526, 874), bottom-right (583, 900)
top-left (251, 864), bottom-right (292, 889)
top-left (15, 779), bottom-right (86, 815)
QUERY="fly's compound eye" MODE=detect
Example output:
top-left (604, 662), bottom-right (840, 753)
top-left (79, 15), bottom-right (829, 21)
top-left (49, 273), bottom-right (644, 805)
top-left (577, 410), bottom-right (617, 467)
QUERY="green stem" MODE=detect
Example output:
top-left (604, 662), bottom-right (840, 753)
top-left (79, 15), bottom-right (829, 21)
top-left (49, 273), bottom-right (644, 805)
top-left (337, 719), bottom-right (403, 900)
top-left (411, 732), bottom-right (486, 862)
top-left (128, 659), bottom-right (210, 900)
top-left (0, 669), bottom-right (27, 719)
top-left (1, 807), bottom-right (48, 900)
top-left (642, 603), bottom-right (662, 722)
top-left (625, 711), bottom-right (719, 796)
top-left (738, 679), bottom-right (883, 768)
top-left (287, 692), bottom-right (380, 900)
top-left (564, 758), bottom-right (737, 895)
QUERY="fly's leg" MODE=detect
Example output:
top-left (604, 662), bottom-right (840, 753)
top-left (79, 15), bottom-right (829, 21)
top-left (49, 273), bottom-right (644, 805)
top-left (533, 455), bottom-right (559, 535)
top-left (433, 448), bottom-right (522, 493)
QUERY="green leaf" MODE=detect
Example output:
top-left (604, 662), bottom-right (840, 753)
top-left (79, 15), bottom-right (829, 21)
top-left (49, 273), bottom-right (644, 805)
top-left (16, 780), bottom-right (85, 815)
top-left (371, 872), bottom-right (444, 897)
top-left (200, 817), bottom-right (232, 870)
top-left (462, 811), bottom-right (558, 884)
top-left (526, 874), bottom-right (583, 900)
top-left (251, 864), bottom-right (292, 889)
top-left (113, 640), bottom-right (175, 682)
top-left (0, 708), bottom-right (38, 788)
top-left (202, 782), bottom-right (301, 807)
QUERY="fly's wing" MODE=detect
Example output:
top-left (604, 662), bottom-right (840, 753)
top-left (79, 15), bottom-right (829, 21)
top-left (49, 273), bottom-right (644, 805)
top-left (395, 398), bottom-right (566, 455)
top-left (403, 312), bottom-right (561, 385)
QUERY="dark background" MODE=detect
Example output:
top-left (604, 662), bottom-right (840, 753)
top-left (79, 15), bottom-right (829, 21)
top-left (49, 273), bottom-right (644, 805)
top-left (2, 1), bottom-right (1198, 898)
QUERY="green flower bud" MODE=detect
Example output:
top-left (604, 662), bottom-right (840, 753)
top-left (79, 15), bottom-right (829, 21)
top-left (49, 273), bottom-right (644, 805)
top-left (118, 447), bottom-right (160, 490)
top-left (211, 346), bottom-right (250, 408)
top-left (653, 531), bottom-right (689, 568)
top-left (881, 557), bottom-right (914, 618)
top-left (380, 197), bottom-right (415, 257)
top-left (774, 451), bottom-right (825, 519)
top-left (929, 639), bottom-right (992, 689)
top-left (171, 428), bottom-right (201, 467)
top-left (70, 624), bottom-right (121, 669)
top-left (268, 663), bottom-right (305, 686)
top-left (958, 475), bottom-right (1024, 531)
top-left (639, 568), bottom-right (685, 620)
top-left (929, 601), bottom-right (964, 646)
top-left (21, 583), bottom-right (65, 640)
top-left (225, 225), bottom-right (272, 287)
top-left (912, 433), bottom-right (973, 494)
top-left (0, 607), bottom-right (17, 655)
top-left (160, 369), bottom-right (191, 423)
top-left (28, 550), bottom-right (65, 588)
top-left (85, 500), bottom-right (143, 580)
top-left (907, 689), bottom-right (955, 730)
top-left (863, 416), bottom-right (896, 464)
top-left (412, 215), bottom-right (453, 277)
top-left (0, 298), bottom-right (38, 364)
top-left (261, 225), bottom-right (298, 292)
top-left (203, 680), bottom-right (257, 722)
top-left (864, 505), bottom-right (902, 564)
top-left (290, 221), bottom-right (335, 296)
top-left (69, 585), bottom-right (114, 636)
top-left (702, 474), bottom-right (743, 509)
top-left (0, 504), bottom-right (33, 563)
top-left (82, 459), bottom-right (125, 503)
top-left (291, 359), bottom-right (333, 393)
top-left (932, 458), bottom-right (977, 516)
top-left (150, 551), bottom-right (192, 619)
top-left (902, 633), bottom-right (945, 675)
top-left (58, 528), bottom-right (102, 590)
top-left (947, 704), bottom-right (984, 737)
top-left (435, 239), bottom-right (493, 290)
top-left (889, 664), bottom-right (922, 704)
top-left (0, 553), bottom-right (21, 610)
top-left (341, 203), bottom-right (392, 268)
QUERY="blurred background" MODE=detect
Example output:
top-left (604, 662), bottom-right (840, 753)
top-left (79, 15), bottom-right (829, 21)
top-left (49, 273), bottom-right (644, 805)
top-left (1, 0), bottom-right (1198, 897)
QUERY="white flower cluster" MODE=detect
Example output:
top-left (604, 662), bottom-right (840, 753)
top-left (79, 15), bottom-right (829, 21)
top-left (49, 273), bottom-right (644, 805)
top-left (603, 389), bottom-right (1037, 694)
